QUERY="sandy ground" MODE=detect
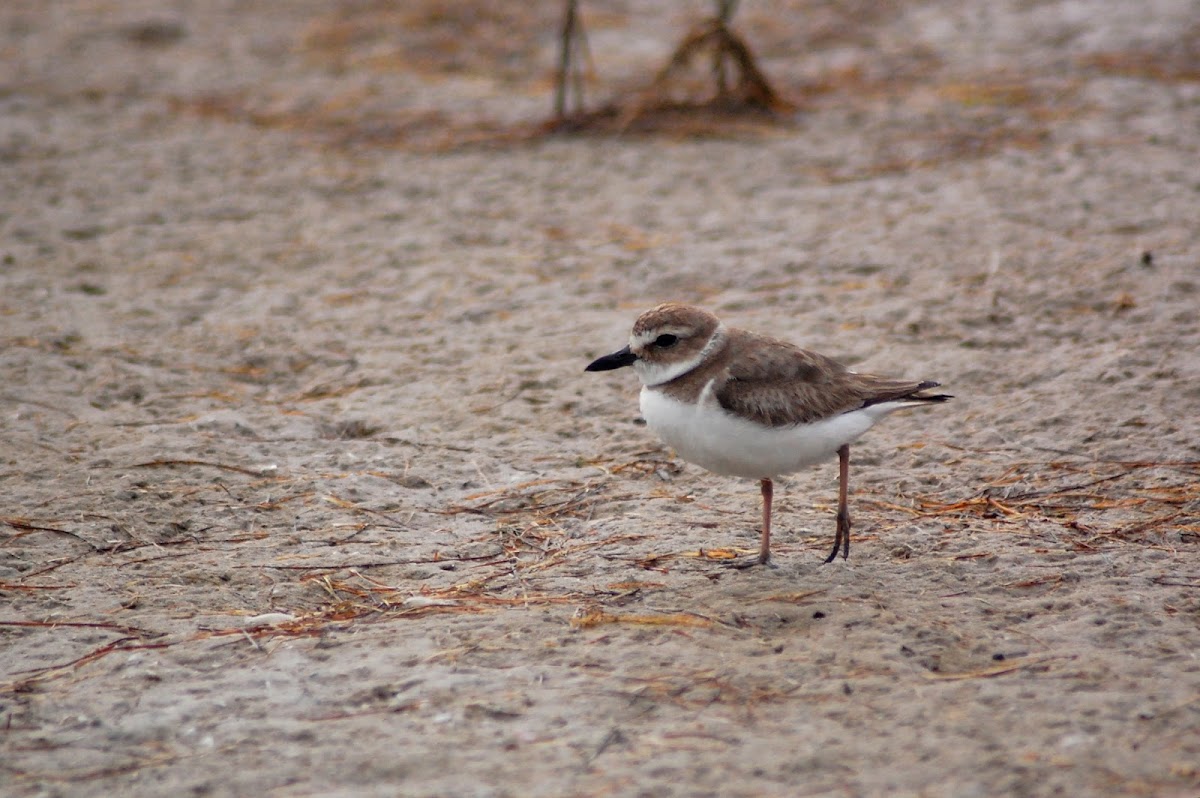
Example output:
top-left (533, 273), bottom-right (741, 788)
top-left (2, 1), bottom-right (1200, 796)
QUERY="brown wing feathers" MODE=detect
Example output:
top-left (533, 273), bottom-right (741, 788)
top-left (713, 331), bottom-right (950, 427)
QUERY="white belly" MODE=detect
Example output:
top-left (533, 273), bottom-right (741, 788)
top-left (639, 387), bottom-right (890, 479)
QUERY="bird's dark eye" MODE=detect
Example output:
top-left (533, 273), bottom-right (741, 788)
top-left (654, 334), bottom-right (678, 348)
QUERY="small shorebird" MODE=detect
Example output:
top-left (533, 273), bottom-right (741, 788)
top-left (586, 303), bottom-right (951, 565)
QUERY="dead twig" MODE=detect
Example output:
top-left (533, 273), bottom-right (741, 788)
top-left (2, 638), bottom-right (172, 693)
top-left (0, 620), bottom-right (157, 636)
top-left (923, 653), bottom-right (1075, 681)
top-left (616, 8), bottom-right (792, 131)
top-left (570, 608), bottom-right (714, 629)
top-left (127, 459), bottom-right (275, 477)
top-left (554, 0), bottom-right (592, 118)
top-left (236, 553), bottom-right (505, 571)
top-left (2, 518), bottom-right (99, 550)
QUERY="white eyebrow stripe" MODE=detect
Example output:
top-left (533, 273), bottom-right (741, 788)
top-left (633, 326), bottom-right (686, 348)
top-left (634, 324), bottom-right (726, 387)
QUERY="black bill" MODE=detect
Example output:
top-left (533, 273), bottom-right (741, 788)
top-left (585, 345), bottom-right (637, 371)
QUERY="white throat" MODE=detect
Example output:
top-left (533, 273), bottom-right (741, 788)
top-left (633, 324), bottom-right (726, 387)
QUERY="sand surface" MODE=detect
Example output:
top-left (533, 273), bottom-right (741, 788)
top-left (2, 1), bottom-right (1199, 796)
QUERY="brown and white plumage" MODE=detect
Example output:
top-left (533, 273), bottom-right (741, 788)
top-left (586, 303), bottom-right (951, 564)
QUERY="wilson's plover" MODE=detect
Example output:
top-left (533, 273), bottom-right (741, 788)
top-left (586, 302), bottom-right (951, 565)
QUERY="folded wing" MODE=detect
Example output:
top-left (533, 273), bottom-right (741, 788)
top-left (714, 333), bottom-right (950, 427)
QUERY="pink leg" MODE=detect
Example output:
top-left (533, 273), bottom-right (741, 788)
top-left (823, 444), bottom-right (851, 563)
top-left (758, 478), bottom-right (773, 564)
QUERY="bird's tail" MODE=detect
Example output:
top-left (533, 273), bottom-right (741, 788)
top-left (860, 379), bottom-right (953, 410)
top-left (905, 380), bottom-right (953, 404)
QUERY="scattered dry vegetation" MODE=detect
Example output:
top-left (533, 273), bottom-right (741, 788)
top-left (6, 451), bottom-right (1195, 698)
top-left (299, 0), bottom-right (559, 79)
top-left (162, 0), bottom-right (1149, 169)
